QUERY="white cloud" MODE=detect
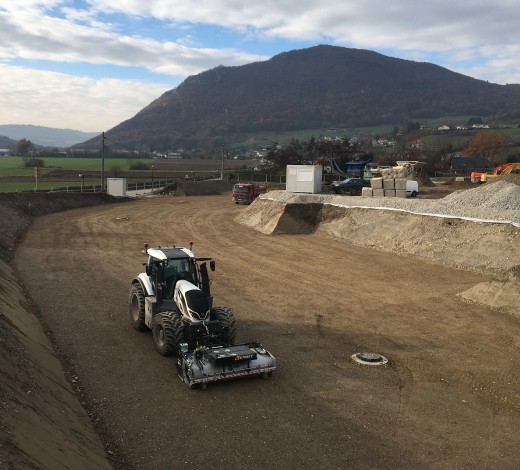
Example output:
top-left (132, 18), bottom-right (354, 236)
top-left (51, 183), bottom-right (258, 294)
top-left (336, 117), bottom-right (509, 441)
top-left (2, 1), bottom-right (520, 83)
top-left (1, 0), bottom-right (520, 132)
top-left (0, 6), bottom-right (267, 76)
top-left (0, 64), bottom-right (170, 131)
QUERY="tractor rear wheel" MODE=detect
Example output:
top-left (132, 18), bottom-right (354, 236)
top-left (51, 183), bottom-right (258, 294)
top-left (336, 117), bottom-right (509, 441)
top-left (152, 312), bottom-right (184, 356)
top-left (129, 283), bottom-right (147, 331)
top-left (212, 307), bottom-right (237, 345)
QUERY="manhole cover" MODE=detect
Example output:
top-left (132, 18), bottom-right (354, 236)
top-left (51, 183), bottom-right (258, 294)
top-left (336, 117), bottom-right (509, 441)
top-left (351, 352), bottom-right (388, 366)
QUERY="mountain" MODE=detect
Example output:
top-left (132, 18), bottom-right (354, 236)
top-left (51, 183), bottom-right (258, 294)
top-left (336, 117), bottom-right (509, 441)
top-left (0, 125), bottom-right (100, 148)
top-left (0, 135), bottom-right (17, 150)
top-left (80, 45), bottom-right (520, 151)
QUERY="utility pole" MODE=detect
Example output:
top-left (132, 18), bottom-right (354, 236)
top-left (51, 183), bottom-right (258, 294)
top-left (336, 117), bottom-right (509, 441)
top-left (101, 131), bottom-right (105, 192)
top-left (220, 146), bottom-right (225, 181)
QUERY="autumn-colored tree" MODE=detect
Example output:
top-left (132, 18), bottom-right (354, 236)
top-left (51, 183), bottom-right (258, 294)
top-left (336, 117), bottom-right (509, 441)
top-left (463, 132), bottom-right (507, 162)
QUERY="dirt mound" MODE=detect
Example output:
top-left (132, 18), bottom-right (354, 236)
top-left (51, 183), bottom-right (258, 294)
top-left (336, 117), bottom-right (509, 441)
top-left (440, 180), bottom-right (520, 210)
top-left (236, 187), bottom-right (520, 316)
top-left (235, 199), bottom-right (287, 234)
top-left (458, 279), bottom-right (520, 313)
top-left (490, 173), bottom-right (520, 185)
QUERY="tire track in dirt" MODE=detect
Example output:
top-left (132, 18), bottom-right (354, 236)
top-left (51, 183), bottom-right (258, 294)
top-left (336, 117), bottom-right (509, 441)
top-left (14, 194), bottom-right (520, 470)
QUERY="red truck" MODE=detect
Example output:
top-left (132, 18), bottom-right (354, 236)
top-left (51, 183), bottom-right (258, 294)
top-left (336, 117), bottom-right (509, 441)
top-left (232, 183), bottom-right (267, 204)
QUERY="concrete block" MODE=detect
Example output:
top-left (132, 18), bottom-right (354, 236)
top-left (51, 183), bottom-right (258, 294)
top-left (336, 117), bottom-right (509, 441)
top-left (373, 188), bottom-right (385, 197)
top-left (394, 178), bottom-right (407, 190)
top-left (383, 179), bottom-right (395, 190)
top-left (371, 177), bottom-right (383, 189)
top-left (385, 189), bottom-right (396, 197)
top-left (380, 169), bottom-right (393, 179)
top-left (395, 189), bottom-right (407, 198)
top-left (361, 187), bottom-right (373, 197)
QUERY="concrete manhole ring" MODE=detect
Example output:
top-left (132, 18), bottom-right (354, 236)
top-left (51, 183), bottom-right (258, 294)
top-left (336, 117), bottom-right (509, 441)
top-left (351, 352), bottom-right (388, 366)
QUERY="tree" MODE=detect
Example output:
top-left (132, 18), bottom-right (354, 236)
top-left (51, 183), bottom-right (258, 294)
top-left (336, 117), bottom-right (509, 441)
top-left (264, 140), bottom-right (304, 173)
top-left (16, 138), bottom-right (33, 157)
top-left (463, 132), bottom-right (507, 162)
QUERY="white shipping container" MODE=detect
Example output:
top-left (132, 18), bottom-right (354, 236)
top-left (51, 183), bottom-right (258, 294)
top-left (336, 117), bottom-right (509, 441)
top-left (286, 165), bottom-right (322, 193)
top-left (107, 178), bottom-right (127, 197)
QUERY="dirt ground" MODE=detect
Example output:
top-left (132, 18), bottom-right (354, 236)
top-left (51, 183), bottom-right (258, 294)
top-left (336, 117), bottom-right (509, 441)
top-left (4, 190), bottom-right (520, 469)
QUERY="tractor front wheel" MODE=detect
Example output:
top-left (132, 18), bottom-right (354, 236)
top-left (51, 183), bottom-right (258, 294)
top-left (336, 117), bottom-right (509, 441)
top-left (129, 283), bottom-right (147, 331)
top-left (152, 312), bottom-right (184, 356)
top-left (212, 307), bottom-right (237, 345)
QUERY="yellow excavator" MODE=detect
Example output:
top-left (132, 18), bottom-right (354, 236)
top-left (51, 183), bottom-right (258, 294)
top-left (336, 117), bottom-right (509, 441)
top-left (480, 163), bottom-right (520, 182)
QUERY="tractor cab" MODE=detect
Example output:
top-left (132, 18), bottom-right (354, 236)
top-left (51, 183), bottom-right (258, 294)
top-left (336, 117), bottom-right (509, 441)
top-left (144, 246), bottom-right (215, 302)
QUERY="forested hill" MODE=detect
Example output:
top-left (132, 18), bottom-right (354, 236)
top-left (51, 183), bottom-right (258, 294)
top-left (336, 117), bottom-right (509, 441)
top-left (81, 45), bottom-right (520, 150)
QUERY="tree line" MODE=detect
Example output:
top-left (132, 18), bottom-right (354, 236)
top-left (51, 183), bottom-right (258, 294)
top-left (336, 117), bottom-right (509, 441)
top-left (262, 130), bottom-right (514, 175)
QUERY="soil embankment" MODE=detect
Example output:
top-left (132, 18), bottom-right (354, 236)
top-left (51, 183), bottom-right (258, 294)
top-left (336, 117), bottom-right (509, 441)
top-left (237, 178), bottom-right (520, 316)
top-left (0, 193), bottom-right (118, 470)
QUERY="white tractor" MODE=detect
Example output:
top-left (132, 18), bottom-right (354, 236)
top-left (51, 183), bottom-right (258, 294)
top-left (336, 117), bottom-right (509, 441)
top-left (129, 244), bottom-right (276, 389)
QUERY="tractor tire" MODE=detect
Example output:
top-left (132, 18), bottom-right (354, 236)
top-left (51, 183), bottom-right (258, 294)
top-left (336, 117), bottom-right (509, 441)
top-left (212, 307), bottom-right (237, 345)
top-left (152, 312), bottom-right (184, 356)
top-left (129, 282), bottom-right (147, 331)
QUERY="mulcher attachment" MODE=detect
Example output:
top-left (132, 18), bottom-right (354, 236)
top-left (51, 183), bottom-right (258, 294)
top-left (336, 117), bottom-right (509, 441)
top-left (176, 342), bottom-right (276, 390)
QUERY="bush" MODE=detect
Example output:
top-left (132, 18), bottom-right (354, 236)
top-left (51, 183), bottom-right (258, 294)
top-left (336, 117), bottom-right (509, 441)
top-left (23, 158), bottom-right (45, 168)
top-left (129, 161), bottom-right (150, 170)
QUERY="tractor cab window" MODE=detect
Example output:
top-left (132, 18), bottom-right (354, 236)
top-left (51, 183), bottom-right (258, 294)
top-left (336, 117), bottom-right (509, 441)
top-left (164, 258), bottom-right (196, 283)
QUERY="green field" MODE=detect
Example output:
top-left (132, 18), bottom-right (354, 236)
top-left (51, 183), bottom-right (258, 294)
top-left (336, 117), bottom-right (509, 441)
top-left (0, 156), bottom-right (259, 192)
top-left (0, 157), bottom-right (137, 176)
top-left (224, 117), bottom-right (520, 149)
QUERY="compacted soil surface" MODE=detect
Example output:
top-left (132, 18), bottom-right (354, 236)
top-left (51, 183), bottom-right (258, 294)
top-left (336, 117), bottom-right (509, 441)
top-left (3, 187), bottom-right (519, 469)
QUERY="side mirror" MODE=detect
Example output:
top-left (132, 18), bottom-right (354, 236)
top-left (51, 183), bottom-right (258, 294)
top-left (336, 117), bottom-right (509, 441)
top-left (210, 260), bottom-right (215, 271)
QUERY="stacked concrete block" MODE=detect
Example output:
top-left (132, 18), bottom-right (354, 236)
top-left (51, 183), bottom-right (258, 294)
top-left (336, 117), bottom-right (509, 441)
top-left (394, 178), bottom-right (407, 190)
top-left (370, 177), bottom-right (383, 189)
top-left (361, 187), bottom-right (373, 197)
top-left (366, 175), bottom-right (413, 198)
top-left (383, 179), bottom-right (395, 190)
top-left (382, 166), bottom-right (410, 178)
top-left (380, 168), bottom-right (393, 179)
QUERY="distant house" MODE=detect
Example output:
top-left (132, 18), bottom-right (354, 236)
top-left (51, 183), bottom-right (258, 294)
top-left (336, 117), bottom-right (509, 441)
top-left (0, 149), bottom-right (10, 156)
top-left (451, 155), bottom-right (492, 174)
top-left (438, 125), bottom-right (450, 131)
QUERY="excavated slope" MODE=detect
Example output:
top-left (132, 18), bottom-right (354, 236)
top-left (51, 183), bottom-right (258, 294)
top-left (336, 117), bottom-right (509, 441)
top-left (0, 194), bottom-right (117, 470)
top-left (236, 177), bottom-right (520, 316)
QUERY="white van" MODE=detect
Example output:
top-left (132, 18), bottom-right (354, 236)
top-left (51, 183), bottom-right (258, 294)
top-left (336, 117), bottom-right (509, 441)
top-left (406, 180), bottom-right (419, 197)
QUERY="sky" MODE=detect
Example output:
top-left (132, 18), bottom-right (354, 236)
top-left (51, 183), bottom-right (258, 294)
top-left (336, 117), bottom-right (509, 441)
top-left (1, 1), bottom-right (519, 133)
